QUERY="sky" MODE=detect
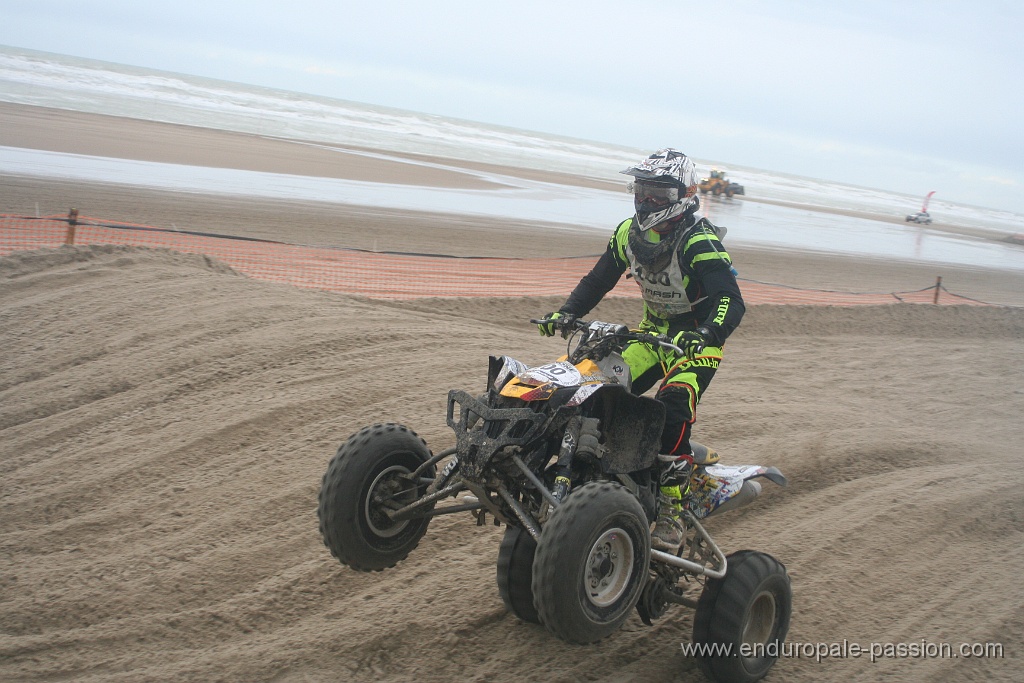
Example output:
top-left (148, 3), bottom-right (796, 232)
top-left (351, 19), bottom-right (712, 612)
top-left (2, 0), bottom-right (1023, 213)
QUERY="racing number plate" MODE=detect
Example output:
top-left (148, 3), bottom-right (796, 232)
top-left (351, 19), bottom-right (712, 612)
top-left (519, 361), bottom-right (582, 387)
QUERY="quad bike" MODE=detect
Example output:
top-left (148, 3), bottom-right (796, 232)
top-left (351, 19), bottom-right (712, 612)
top-left (318, 317), bottom-right (792, 683)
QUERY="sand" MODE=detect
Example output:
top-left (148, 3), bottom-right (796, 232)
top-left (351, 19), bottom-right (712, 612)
top-left (2, 105), bottom-right (1023, 682)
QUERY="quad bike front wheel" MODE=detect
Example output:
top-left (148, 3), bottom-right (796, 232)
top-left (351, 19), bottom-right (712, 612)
top-left (318, 423), bottom-right (435, 572)
top-left (532, 481), bottom-right (650, 644)
top-left (496, 525), bottom-right (539, 623)
top-left (692, 550), bottom-right (792, 683)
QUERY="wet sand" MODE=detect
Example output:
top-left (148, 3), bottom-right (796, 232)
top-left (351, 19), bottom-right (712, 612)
top-left (2, 103), bottom-right (1022, 305)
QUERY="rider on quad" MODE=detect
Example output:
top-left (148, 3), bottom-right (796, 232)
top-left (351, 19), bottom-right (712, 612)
top-left (538, 148), bottom-right (745, 552)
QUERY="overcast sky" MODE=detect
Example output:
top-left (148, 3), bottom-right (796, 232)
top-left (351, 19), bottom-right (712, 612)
top-left (2, 0), bottom-right (1022, 213)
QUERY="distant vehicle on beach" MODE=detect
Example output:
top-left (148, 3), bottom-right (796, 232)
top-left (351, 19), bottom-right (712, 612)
top-left (906, 191), bottom-right (935, 224)
top-left (698, 169), bottom-right (745, 197)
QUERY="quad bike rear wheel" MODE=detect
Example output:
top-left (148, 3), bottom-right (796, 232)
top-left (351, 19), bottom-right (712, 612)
top-left (532, 481), bottom-right (650, 644)
top-left (692, 550), bottom-right (792, 683)
top-left (318, 423), bottom-right (435, 572)
top-left (496, 525), bottom-right (540, 623)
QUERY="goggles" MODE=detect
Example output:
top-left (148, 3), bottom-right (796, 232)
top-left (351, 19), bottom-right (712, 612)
top-left (628, 181), bottom-right (680, 203)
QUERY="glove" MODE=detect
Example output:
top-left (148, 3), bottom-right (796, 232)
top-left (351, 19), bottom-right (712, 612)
top-left (538, 312), bottom-right (565, 337)
top-left (673, 327), bottom-right (712, 361)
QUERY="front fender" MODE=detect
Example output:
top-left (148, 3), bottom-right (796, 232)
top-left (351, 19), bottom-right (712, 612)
top-left (582, 385), bottom-right (665, 475)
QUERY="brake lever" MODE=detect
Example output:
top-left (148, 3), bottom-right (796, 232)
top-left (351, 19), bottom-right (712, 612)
top-left (636, 332), bottom-right (684, 355)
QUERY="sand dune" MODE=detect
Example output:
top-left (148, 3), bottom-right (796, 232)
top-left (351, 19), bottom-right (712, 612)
top-left (2, 245), bottom-right (1021, 682)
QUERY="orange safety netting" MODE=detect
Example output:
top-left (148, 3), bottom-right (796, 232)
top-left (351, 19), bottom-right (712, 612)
top-left (0, 214), bottom-right (986, 305)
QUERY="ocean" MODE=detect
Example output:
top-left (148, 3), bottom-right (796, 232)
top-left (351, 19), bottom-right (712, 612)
top-left (1, 44), bottom-right (1022, 272)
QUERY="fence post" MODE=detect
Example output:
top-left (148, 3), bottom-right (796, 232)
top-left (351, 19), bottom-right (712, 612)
top-left (64, 208), bottom-right (79, 245)
top-left (933, 276), bottom-right (942, 304)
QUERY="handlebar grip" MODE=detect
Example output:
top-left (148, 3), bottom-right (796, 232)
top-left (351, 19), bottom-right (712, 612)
top-left (530, 316), bottom-right (580, 327)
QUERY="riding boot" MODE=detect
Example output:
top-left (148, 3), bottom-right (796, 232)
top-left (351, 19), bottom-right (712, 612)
top-left (651, 453), bottom-right (693, 551)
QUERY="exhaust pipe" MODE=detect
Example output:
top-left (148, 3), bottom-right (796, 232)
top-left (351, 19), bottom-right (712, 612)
top-left (707, 479), bottom-right (761, 517)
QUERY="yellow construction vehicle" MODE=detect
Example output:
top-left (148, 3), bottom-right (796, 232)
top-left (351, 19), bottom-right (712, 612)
top-left (698, 169), bottom-right (745, 197)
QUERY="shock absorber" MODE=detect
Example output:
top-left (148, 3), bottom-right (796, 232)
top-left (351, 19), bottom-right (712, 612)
top-left (551, 416), bottom-right (582, 503)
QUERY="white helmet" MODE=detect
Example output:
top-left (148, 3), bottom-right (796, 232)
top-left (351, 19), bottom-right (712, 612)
top-left (621, 148), bottom-right (700, 230)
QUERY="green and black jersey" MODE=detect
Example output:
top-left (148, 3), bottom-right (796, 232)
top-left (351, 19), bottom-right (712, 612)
top-left (560, 215), bottom-right (745, 345)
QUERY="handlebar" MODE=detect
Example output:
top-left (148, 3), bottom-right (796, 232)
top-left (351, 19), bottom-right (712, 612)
top-left (530, 317), bottom-right (684, 357)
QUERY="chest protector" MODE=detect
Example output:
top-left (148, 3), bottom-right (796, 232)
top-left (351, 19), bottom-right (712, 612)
top-left (623, 222), bottom-right (705, 317)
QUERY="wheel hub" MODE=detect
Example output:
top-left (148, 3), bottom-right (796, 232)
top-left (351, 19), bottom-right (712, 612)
top-left (365, 464), bottom-right (414, 538)
top-left (585, 528), bottom-right (634, 607)
top-left (743, 591), bottom-right (777, 646)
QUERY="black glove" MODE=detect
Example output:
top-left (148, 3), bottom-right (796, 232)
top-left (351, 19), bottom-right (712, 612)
top-left (538, 312), bottom-right (565, 337)
top-left (673, 327), bottom-right (712, 361)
